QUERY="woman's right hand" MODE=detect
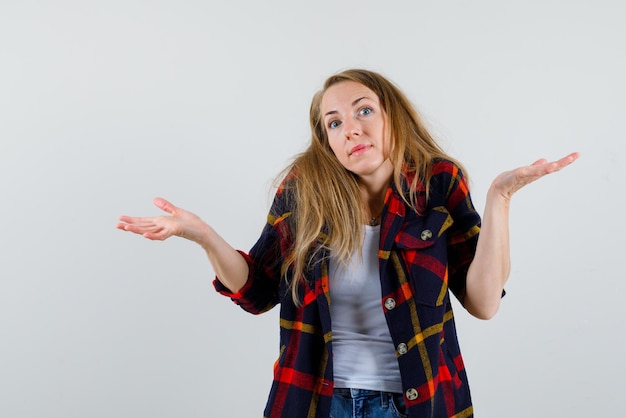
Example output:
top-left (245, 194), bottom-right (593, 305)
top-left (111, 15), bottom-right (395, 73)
top-left (117, 197), bottom-right (210, 246)
top-left (118, 197), bottom-right (250, 292)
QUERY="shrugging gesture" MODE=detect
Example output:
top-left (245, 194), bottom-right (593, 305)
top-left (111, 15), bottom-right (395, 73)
top-left (116, 69), bottom-right (583, 418)
top-left (463, 152), bottom-right (580, 319)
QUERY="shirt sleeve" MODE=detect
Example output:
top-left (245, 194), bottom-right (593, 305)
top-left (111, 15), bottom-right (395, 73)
top-left (213, 181), bottom-right (294, 314)
top-left (435, 161), bottom-right (482, 303)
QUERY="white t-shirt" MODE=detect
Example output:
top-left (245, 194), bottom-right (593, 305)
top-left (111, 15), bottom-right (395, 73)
top-left (329, 225), bottom-right (403, 393)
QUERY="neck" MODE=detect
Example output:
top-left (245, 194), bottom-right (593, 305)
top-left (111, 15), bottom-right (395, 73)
top-left (358, 161), bottom-right (393, 225)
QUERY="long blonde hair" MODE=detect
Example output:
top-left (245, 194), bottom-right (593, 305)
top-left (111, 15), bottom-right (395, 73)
top-left (281, 69), bottom-right (464, 304)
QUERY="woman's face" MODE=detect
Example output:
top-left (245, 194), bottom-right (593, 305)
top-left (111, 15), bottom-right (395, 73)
top-left (320, 80), bottom-right (393, 185)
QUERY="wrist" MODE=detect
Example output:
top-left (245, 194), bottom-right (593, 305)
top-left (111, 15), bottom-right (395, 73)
top-left (195, 223), bottom-right (215, 249)
top-left (487, 184), bottom-right (511, 204)
top-left (485, 185), bottom-right (512, 213)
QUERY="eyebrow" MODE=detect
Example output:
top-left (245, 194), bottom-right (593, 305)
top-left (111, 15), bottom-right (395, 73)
top-left (323, 96), bottom-right (369, 118)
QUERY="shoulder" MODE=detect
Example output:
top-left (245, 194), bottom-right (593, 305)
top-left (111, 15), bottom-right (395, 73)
top-left (430, 158), bottom-right (467, 179)
top-left (429, 158), bottom-right (470, 187)
top-left (269, 167), bottom-right (299, 222)
top-left (401, 158), bottom-right (466, 187)
top-left (428, 158), bottom-right (472, 207)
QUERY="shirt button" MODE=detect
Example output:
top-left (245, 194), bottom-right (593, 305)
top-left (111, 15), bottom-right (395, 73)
top-left (397, 343), bottom-right (408, 355)
top-left (405, 388), bottom-right (419, 401)
top-left (384, 298), bottom-right (396, 310)
top-left (420, 229), bottom-right (433, 241)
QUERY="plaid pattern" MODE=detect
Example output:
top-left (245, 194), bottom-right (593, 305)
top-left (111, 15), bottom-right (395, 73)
top-left (214, 159), bottom-right (481, 418)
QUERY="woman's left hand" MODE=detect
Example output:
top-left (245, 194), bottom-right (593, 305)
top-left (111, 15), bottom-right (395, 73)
top-left (465, 151), bottom-right (580, 319)
top-left (491, 152), bottom-right (580, 201)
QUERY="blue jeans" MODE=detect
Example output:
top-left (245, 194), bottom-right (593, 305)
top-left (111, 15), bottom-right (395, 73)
top-left (330, 388), bottom-right (407, 418)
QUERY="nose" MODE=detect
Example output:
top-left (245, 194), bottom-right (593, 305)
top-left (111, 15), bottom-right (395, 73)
top-left (343, 116), bottom-right (361, 140)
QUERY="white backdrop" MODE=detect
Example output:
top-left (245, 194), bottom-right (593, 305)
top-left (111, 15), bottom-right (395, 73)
top-left (1, 1), bottom-right (624, 417)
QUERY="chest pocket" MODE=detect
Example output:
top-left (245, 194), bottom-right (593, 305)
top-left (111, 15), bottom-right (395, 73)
top-left (393, 207), bottom-right (453, 307)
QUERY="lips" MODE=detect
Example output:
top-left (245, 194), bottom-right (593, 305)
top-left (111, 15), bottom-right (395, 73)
top-left (349, 144), bottom-right (370, 156)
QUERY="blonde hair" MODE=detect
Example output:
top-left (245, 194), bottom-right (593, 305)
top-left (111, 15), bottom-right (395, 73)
top-left (281, 69), bottom-right (465, 305)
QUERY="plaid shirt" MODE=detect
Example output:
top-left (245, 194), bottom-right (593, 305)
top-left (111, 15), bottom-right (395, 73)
top-left (214, 159), bottom-right (481, 418)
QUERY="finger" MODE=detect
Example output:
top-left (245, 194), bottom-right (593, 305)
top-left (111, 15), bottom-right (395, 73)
top-left (119, 223), bottom-right (159, 235)
top-left (116, 222), bottom-right (150, 231)
top-left (115, 223), bottom-right (129, 231)
top-left (143, 227), bottom-right (175, 241)
top-left (521, 152), bottom-right (580, 182)
top-left (142, 232), bottom-right (165, 240)
top-left (118, 216), bottom-right (146, 225)
top-left (541, 152), bottom-right (580, 175)
top-left (118, 216), bottom-right (163, 227)
top-left (118, 224), bottom-right (148, 235)
top-left (554, 152), bottom-right (580, 168)
top-left (153, 197), bottom-right (177, 214)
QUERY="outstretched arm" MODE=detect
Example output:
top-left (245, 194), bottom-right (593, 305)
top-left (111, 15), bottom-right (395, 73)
top-left (463, 152), bottom-right (580, 319)
top-left (117, 197), bottom-right (249, 293)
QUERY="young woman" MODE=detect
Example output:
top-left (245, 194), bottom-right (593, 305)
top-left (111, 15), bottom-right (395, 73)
top-left (117, 69), bottom-right (578, 418)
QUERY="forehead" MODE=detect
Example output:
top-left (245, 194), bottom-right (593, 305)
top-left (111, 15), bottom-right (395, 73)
top-left (320, 81), bottom-right (379, 113)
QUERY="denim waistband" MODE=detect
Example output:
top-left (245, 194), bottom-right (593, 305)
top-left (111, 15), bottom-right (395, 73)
top-left (334, 388), bottom-right (399, 398)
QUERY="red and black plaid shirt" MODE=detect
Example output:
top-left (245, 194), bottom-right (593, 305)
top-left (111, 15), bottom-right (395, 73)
top-left (215, 159), bottom-right (481, 418)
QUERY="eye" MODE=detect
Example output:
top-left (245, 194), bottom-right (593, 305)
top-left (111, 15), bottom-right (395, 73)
top-left (359, 107), bottom-right (373, 116)
top-left (328, 120), bottom-right (341, 129)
